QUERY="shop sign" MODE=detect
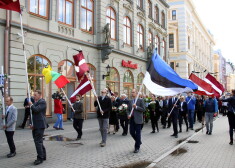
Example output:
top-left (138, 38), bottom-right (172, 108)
top-left (122, 60), bottom-right (138, 69)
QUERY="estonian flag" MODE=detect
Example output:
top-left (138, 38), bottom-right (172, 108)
top-left (143, 49), bottom-right (198, 96)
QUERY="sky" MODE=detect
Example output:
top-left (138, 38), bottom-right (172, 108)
top-left (193, 0), bottom-right (235, 64)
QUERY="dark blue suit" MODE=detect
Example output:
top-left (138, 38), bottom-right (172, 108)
top-left (168, 97), bottom-right (180, 136)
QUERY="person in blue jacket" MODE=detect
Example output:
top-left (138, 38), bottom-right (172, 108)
top-left (186, 92), bottom-right (196, 130)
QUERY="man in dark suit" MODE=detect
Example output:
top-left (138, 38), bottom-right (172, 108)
top-left (94, 88), bottom-right (112, 147)
top-left (29, 90), bottom-right (47, 165)
top-left (168, 96), bottom-right (180, 138)
top-left (114, 92), bottom-right (120, 132)
top-left (118, 94), bottom-right (129, 136)
top-left (19, 94), bottom-right (34, 129)
top-left (2, 96), bottom-right (18, 158)
top-left (179, 96), bottom-right (188, 132)
top-left (128, 89), bottom-right (145, 153)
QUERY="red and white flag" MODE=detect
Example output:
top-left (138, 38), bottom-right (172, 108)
top-left (73, 51), bottom-right (89, 80)
top-left (0, 0), bottom-right (21, 13)
top-left (189, 73), bottom-right (214, 96)
top-left (204, 73), bottom-right (225, 98)
top-left (70, 76), bottom-right (92, 103)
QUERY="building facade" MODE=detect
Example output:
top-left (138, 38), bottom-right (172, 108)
top-left (167, 0), bottom-right (215, 79)
top-left (225, 62), bottom-right (235, 92)
top-left (213, 52), bottom-right (220, 81)
top-left (0, 0), bottom-right (169, 124)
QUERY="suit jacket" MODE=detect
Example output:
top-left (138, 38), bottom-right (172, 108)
top-left (179, 101), bottom-right (188, 115)
top-left (94, 96), bottom-right (112, 119)
top-left (127, 98), bottom-right (145, 124)
top-left (30, 98), bottom-right (47, 129)
top-left (148, 100), bottom-right (160, 117)
top-left (73, 101), bottom-right (84, 119)
top-left (168, 97), bottom-right (180, 114)
top-left (5, 105), bottom-right (18, 131)
top-left (24, 97), bottom-right (35, 108)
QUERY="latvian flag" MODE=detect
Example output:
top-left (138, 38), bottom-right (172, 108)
top-left (189, 73), bottom-right (214, 96)
top-left (70, 76), bottom-right (92, 103)
top-left (0, 0), bottom-right (21, 13)
top-left (143, 49), bottom-right (198, 96)
top-left (73, 51), bottom-right (89, 80)
top-left (204, 73), bottom-right (225, 98)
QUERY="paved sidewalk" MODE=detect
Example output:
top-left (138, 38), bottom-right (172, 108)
top-left (0, 116), bottom-right (233, 168)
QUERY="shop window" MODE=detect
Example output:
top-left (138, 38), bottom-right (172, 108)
top-left (106, 68), bottom-right (120, 94)
top-left (137, 73), bottom-right (146, 94)
top-left (27, 55), bottom-right (52, 116)
top-left (123, 70), bottom-right (134, 99)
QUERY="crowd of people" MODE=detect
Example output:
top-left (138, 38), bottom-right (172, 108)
top-left (1, 88), bottom-right (235, 165)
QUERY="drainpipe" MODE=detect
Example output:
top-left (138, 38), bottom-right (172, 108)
top-left (4, 10), bottom-right (10, 97)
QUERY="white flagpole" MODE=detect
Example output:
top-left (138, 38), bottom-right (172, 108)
top-left (167, 94), bottom-right (182, 118)
top-left (86, 73), bottom-right (103, 114)
top-left (128, 82), bottom-right (144, 117)
top-left (1, 66), bottom-right (6, 127)
top-left (187, 94), bottom-right (195, 104)
top-left (19, 13), bottom-right (33, 126)
top-left (61, 88), bottom-right (75, 112)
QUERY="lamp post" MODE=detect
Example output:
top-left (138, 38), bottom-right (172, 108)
top-left (102, 65), bottom-right (111, 79)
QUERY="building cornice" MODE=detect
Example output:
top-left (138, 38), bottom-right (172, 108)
top-left (159, 0), bottom-right (170, 8)
top-left (0, 19), bottom-right (147, 62)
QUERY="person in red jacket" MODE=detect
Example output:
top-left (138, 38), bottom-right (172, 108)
top-left (53, 92), bottom-right (64, 130)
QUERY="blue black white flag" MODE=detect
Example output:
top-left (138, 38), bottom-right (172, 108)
top-left (143, 49), bottom-right (198, 96)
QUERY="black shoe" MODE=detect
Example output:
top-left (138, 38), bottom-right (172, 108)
top-left (7, 152), bottom-right (16, 158)
top-left (171, 134), bottom-right (176, 136)
top-left (191, 128), bottom-right (194, 130)
top-left (34, 159), bottom-right (43, 165)
top-left (167, 126), bottom-right (171, 128)
top-left (186, 128), bottom-right (188, 132)
top-left (18, 126), bottom-right (24, 129)
top-left (229, 141), bottom-right (233, 145)
top-left (163, 126), bottom-right (166, 129)
top-left (151, 131), bottom-right (155, 133)
top-left (208, 132), bottom-right (212, 135)
top-left (206, 131), bottom-right (209, 134)
top-left (59, 128), bottom-right (64, 130)
top-left (179, 130), bottom-right (182, 133)
top-left (134, 149), bottom-right (139, 153)
top-left (76, 137), bottom-right (81, 140)
top-left (43, 157), bottom-right (46, 161)
top-left (175, 135), bottom-right (178, 138)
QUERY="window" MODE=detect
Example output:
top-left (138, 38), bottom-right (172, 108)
top-left (58, 0), bottom-right (73, 25)
top-left (162, 39), bottom-right (166, 61)
top-left (148, 31), bottom-right (153, 47)
top-left (154, 35), bottom-right (160, 55)
top-left (123, 70), bottom-right (134, 99)
top-left (28, 55), bottom-right (51, 116)
top-left (29, 0), bottom-right (49, 18)
top-left (106, 68), bottom-right (120, 94)
top-left (148, 0), bottom-right (152, 18)
top-left (106, 7), bottom-right (116, 40)
top-left (137, 24), bottom-right (144, 49)
top-left (137, 73), bottom-right (146, 94)
top-left (172, 10), bottom-right (176, 20)
top-left (169, 34), bottom-right (174, 48)
top-left (161, 11), bottom-right (165, 28)
top-left (137, 0), bottom-right (143, 9)
top-left (123, 17), bottom-right (132, 45)
top-left (58, 60), bottom-right (75, 78)
top-left (170, 62), bottom-right (175, 70)
top-left (155, 6), bottom-right (159, 23)
top-left (188, 36), bottom-right (190, 49)
top-left (81, 0), bottom-right (94, 33)
top-left (85, 64), bottom-right (96, 112)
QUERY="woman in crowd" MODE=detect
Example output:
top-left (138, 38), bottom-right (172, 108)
top-left (148, 94), bottom-right (160, 133)
top-left (109, 96), bottom-right (118, 134)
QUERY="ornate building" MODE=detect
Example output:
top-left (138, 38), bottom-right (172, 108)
top-left (0, 0), bottom-right (169, 123)
top-left (167, 0), bottom-right (215, 79)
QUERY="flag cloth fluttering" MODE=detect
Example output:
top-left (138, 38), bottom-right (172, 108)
top-left (73, 51), bottom-right (89, 80)
top-left (189, 73), bottom-right (214, 96)
top-left (42, 65), bottom-right (70, 88)
top-left (143, 49), bottom-right (198, 96)
top-left (0, 0), bottom-right (21, 13)
top-left (70, 76), bottom-right (92, 102)
top-left (204, 73), bottom-right (225, 98)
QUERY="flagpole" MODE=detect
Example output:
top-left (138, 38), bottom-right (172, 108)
top-left (20, 13), bottom-right (33, 126)
top-left (129, 82), bottom-right (144, 117)
top-left (167, 94), bottom-right (182, 118)
top-left (86, 73), bottom-right (103, 114)
top-left (1, 66), bottom-right (6, 127)
top-left (187, 94), bottom-right (195, 104)
top-left (61, 88), bottom-right (75, 112)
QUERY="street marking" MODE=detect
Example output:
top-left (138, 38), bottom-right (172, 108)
top-left (146, 117), bottom-right (220, 168)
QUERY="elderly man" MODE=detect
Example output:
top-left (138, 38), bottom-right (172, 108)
top-left (2, 96), bottom-right (18, 158)
top-left (128, 89), bottom-right (145, 153)
top-left (29, 90), bottom-right (47, 165)
top-left (94, 88), bottom-right (112, 147)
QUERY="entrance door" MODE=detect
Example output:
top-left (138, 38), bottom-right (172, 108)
top-left (123, 83), bottom-right (134, 99)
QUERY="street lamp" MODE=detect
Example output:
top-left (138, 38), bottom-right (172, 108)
top-left (102, 65), bottom-right (111, 79)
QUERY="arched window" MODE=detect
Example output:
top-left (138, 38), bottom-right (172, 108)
top-left (161, 11), bottom-right (165, 28)
top-left (58, 60), bottom-right (76, 79)
top-left (137, 0), bottom-right (143, 9)
top-left (81, 0), bottom-right (94, 33)
top-left (106, 7), bottom-right (116, 40)
top-left (155, 35), bottom-right (160, 55)
top-left (106, 68), bottom-right (120, 94)
top-left (123, 16), bottom-right (132, 45)
top-left (162, 39), bottom-right (166, 61)
top-left (123, 70), bottom-right (134, 99)
top-left (28, 55), bottom-right (51, 116)
top-left (137, 24), bottom-right (144, 49)
top-left (137, 73), bottom-right (146, 94)
top-left (148, 31), bottom-right (153, 47)
top-left (58, 0), bottom-right (73, 25)
top-left (155, 5), bottom-right (159, 23)
top-left (148, 0), bottom-right (152, 18)
top-left (85, 64), bottom-right (96, 113)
